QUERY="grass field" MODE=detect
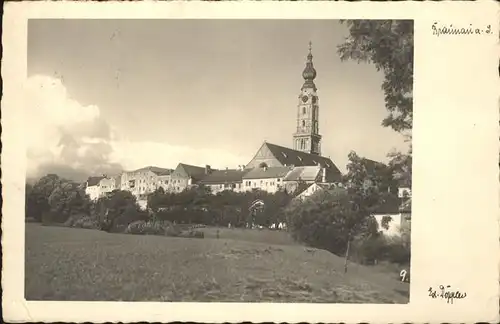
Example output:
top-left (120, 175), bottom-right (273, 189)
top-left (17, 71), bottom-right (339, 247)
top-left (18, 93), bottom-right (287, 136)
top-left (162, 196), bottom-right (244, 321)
top-left (25, 223), bottom-right (409, 303)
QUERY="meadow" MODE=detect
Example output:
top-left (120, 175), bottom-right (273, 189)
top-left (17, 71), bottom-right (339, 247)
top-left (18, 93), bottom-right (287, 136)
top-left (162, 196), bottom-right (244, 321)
top-left (25, 223), bottom-right (409, 303)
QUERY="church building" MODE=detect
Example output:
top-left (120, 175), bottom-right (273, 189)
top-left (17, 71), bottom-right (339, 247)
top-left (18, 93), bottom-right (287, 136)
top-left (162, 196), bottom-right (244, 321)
top-left (245, 42), bottom-right (342, 186)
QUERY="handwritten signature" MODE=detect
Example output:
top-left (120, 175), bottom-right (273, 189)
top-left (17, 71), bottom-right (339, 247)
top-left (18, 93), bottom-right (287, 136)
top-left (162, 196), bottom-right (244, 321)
top-left (428, 285), bottom-right (467, 304)
top-left (432, 22), bottom-right (492, 37)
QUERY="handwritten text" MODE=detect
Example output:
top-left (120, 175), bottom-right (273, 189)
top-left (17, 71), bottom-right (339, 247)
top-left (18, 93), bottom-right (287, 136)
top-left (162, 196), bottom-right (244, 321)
top-left (428, 285), bottom-right (467, 304)
top-left (432, 22), bottom-right (492, 37)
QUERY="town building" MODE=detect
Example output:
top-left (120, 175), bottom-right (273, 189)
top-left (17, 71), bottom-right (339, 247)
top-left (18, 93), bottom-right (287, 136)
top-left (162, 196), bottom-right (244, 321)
top-left (282, 165), bottom-right (340, 193)
top-left (294, 182), bottom-right (343, 200)
top-left (84, 174), bottom-right (120, 201)
top-left (241, 166), bottom-right (292, 194)
top-left (169, 163), bottom-right (209, 193)
top-left (372, 190), bottom-right (412, 237)
top-left (198, 167), bottom-right (249, 194)
top-left (120, 166), bottom-right (174, 197)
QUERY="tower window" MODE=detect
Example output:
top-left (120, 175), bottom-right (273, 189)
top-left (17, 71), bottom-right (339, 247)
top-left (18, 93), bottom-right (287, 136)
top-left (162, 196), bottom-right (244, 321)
top-left (302, 120), bottom-right (305, 127)
top-left (303, 107), bottom-right (306, 114)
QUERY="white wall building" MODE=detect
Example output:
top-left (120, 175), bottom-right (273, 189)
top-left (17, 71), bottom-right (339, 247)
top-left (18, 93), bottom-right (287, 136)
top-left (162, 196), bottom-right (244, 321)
top-left (85, 175), bottom-right (120, 201)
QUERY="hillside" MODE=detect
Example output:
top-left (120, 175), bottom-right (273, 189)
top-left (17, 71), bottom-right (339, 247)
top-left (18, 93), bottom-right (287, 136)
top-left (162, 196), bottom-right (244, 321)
top-left (25, 224), bottom-right (409, 303)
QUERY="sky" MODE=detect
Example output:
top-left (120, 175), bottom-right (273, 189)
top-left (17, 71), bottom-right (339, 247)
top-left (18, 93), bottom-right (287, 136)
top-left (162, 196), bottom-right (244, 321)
top-left (27, 19), bottom-right (409, 182)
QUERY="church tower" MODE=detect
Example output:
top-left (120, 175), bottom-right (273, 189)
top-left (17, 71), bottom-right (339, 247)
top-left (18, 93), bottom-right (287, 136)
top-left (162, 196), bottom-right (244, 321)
top-left (293, 42), bottom-right (322, 155)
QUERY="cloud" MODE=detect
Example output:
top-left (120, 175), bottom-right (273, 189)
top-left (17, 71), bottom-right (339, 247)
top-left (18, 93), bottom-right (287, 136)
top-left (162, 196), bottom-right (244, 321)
top-left (25, 75), bottom-right (122, 181)
top-left (25, 75), bottom-right (247, 182)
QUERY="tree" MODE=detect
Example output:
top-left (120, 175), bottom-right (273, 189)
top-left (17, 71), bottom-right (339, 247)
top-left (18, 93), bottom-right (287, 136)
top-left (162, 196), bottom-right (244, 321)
top-left (98, 190), bottom-right (146, 231)
top-left (26, 174), bottom-right (88, 223)
top-left (338, 20), bottom-right (414, 188)
top-left (285, 187), bottom-right (379, 273)
top-left (338, 20), bottom-right (413, 133)
top-left (345, 151), bottom-right (397, 193)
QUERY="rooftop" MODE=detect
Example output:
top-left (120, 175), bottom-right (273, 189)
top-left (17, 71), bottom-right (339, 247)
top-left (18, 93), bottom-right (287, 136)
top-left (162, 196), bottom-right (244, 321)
top-left (199, 169), bottom-right (249, 184)
top-left (242, 166), bottom-right (292, 180)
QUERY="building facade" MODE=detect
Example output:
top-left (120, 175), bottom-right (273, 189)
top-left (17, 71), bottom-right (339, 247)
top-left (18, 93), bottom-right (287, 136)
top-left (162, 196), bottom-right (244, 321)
top-left (85, 175), bottom-right (120, 201)
top-left (169, 163), bottom-right (208, 193)
top-left (198, 167), bottom-right (249, 194)
top-left (120, 166), bottom-right (173, 197)
top-left (241, 166), bottom-right (292, 193)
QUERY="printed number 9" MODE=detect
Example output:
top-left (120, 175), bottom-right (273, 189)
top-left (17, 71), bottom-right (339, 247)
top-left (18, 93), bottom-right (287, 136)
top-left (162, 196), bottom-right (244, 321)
top-left (400, 269), bottom-right (407, 282)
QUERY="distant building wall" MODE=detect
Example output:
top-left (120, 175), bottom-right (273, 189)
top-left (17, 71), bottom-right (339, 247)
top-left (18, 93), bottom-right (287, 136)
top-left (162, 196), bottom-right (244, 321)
top-left (373, 214), bottom-right (405, 237)
top-left (241, 177), bottom-right (284, 193)
top-left (121, 170), bottom-right (159, 197)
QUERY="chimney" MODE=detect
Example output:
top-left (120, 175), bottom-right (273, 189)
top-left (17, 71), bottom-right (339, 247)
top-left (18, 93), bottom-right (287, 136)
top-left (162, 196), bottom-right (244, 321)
top-left (322, 168), bottom-right (326, 183)
top-left (205, 165), bottom-right (211, 174)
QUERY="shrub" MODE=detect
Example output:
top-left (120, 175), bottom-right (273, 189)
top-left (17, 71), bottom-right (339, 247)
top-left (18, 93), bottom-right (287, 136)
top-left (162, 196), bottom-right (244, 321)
top-left (125, 220), bottom-right (164, 235)
top-left (165, 224), bottom-right (182, 237)
top-left (41, 210), bottom-right (68, 225)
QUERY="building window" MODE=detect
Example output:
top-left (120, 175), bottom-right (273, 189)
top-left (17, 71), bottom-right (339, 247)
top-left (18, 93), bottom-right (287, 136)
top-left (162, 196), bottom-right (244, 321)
top-left (303, 107), bottom-right (306, 114)
top-left (302, 120), bottom-right (305, 127)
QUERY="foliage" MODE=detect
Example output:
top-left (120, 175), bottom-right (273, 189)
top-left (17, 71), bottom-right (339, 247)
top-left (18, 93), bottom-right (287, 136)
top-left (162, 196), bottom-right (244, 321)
top-left (338, 20), bottom-right (413, 133)
top-left (285, 150), bottom-right (407, 271)
top-left (27, 174), bottom-right (91, 224)
top-left (148, 186), bottom-right (292, 228)
top-left (381, 215), bottom-right (392, 231)
top-left (64, 214), bottom-right (100, 229)
top-left (285, 188), bottom-right (379, 257)
top-left (338, 20), bottom-right (414, 192)
top-left (125, 220), bottom-right (165, 235)
top-left (96, 190), bottom-right (149, 232)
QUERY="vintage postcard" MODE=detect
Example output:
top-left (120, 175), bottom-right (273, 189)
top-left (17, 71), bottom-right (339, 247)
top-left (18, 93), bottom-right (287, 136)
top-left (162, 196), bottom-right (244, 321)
top-left (2, 1), bottom-right (499, 323)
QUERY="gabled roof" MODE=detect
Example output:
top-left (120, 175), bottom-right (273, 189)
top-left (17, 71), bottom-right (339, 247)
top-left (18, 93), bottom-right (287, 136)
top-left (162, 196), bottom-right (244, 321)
top-left (199, 169), bottom-right (249, 184)
top-left (283, 166), bottom-right (321, 182)
top-left (87, 176), bottom-right (104, 187)
top-left (177, 163), bottom-right (208, 181)
top-left (263, 142), bottom-right (342, 173)
top-left (125, 166), bottom-right (174, 175)
top-left (242, 166), bottom-right (292, 180)
top-left (149, 167), bottom-right (174, 176)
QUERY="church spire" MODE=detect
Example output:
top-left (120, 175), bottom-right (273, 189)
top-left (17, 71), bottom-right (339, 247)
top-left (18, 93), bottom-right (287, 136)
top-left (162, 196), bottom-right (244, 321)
top-left (294, 41), bottom-right (322, 156)
top-left (302, 41), bottom-right (317, 91)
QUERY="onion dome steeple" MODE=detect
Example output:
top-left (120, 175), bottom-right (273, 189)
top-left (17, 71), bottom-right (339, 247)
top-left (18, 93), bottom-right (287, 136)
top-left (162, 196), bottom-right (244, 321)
top-left (302, 41), bottom-right (317, 91)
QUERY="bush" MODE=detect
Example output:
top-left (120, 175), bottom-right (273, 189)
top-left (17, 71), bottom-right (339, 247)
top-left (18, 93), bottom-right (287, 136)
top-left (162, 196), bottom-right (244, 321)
top-left (165, 224), bottom-right (182, 237)
top-left (385, 241), bottom-right (410, 265)
top-left (41, 211), bottom-right (69, 225)
top-left (125, 220), bottom-right (165, 235)
top-left (64, 214), bottom-right (99, 229)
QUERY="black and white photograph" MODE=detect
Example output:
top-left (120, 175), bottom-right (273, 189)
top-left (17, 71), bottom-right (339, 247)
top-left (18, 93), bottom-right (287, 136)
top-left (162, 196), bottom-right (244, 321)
top-left (24, 18), bottom-right (413, 303)
top-left (2, 1), bottom-right (499, 322)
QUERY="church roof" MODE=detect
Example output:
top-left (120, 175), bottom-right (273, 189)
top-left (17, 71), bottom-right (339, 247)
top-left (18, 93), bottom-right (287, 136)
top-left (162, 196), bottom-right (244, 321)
top-left (199, 169), bottom-right (249, 184)
top-left (263, 142), bottom-right (342, 173)
top-left (242, 166), bottom-right (292, 180)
